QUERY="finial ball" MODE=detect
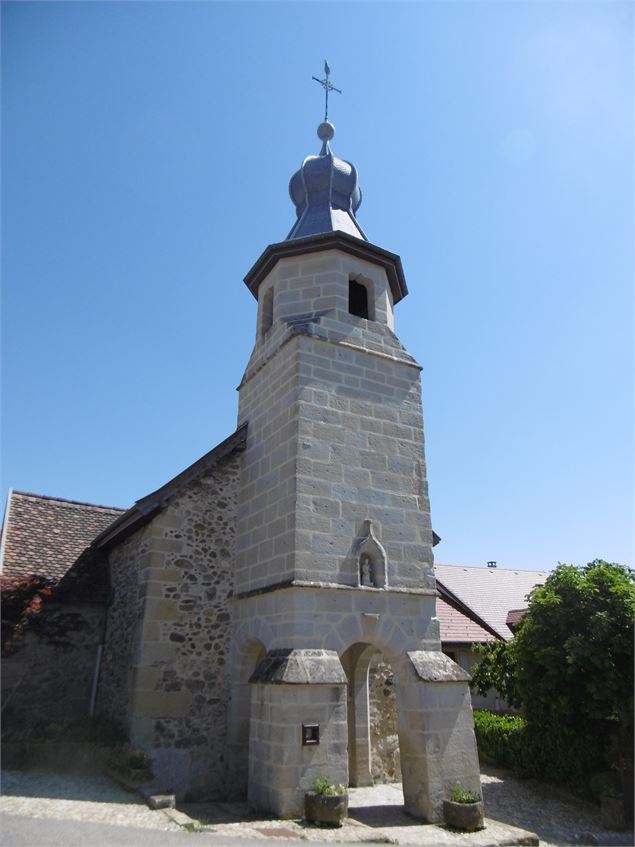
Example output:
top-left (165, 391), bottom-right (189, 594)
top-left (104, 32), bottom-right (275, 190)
top-left (317, 121), bottom-right (335, 142)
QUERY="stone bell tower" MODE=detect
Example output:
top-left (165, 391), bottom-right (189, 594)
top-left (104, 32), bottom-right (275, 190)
top-left (228, 118), bottom-right (481, 820)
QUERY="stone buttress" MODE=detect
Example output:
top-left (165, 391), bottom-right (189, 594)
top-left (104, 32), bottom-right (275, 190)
top-left (228, 123), bottom-right (482, 820)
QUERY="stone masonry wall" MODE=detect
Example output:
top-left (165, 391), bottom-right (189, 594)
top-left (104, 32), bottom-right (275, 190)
top-left (249, 681), bottom-right (348, 818)
top-left (98, 451), bottom-right (241, 800)
top-left (99, 527), bottom-right (150, 723)
top-left (293, 333), bottom-right (432, 589)
top-left (2, 602), bottom-right (105, 726)
top-left (236, 249), bottom-right (436, 597)
top-left (235, 335), bottom-right (299, 593)
top-left (368, 655), bottom-right (400, 783)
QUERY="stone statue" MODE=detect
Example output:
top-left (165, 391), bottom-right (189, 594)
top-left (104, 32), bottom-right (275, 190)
top-left (360, 553), bottom-right (374, 587)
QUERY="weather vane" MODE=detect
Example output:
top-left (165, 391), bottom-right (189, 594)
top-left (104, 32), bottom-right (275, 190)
top-left (312, 60), bottom-right (342, 122)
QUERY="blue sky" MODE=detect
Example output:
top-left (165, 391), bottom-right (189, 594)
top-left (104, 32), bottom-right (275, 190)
top-left (2, 1), bottom-right (632, 571)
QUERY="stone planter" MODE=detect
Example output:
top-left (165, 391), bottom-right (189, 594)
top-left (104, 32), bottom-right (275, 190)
top-left (443, 799), bottom-right (484, 831)
top-left (305, 791), bottom-right (348, 827)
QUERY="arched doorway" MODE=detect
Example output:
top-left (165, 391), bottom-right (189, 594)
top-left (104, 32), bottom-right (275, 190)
top-left (340, 642), bottom-right (401, 789)
top-left (368, 653), bottom-right (400, 784)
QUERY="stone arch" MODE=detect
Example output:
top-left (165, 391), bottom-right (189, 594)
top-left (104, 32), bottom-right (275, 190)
top-left (340, 639), bottom-right (403, 788)
top-left (341, 642), bottom-right (376, 786)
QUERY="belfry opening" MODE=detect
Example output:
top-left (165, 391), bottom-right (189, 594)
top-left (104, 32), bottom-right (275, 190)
top-left (349, 277), bottom-right (369, 319)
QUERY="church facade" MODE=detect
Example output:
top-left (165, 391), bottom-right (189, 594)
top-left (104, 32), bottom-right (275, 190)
top-left (3, 119), bottom-right (482, 821)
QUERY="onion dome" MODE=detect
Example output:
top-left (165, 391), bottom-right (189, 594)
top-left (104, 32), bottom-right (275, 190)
top-left (286, 122), bottom-right (367, 241)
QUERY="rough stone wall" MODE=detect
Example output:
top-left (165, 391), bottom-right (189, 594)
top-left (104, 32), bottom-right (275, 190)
top-left (2, 602), bottom-right (105, 726)
top-left (98, 526), bottom-right (150, 723)
top-left (368, 655), bottom-right (400, 783)
top-left (98, 452), bottom-right (241, 800)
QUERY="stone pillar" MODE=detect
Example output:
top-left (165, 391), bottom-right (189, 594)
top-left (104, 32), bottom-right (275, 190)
top-left (341, 643), bottom-right (374, 787)
top-left (226, 638), bottom-right (266, 799)
top-left (395, 651), bottom-right (482, 822)
top-left (248, 649), bottom-right (348, 818)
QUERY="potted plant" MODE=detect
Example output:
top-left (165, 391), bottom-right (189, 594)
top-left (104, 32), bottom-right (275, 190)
top-left (443, 784), bottom-right (485, 831)
top-left (305, 775), bottom-right (348, 827)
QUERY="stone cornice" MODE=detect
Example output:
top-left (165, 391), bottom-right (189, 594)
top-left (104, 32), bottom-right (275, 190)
top-left (237, 322), bottom-right (421, 392)
top-left (234, 578), bottom-right (437, 601)
top-left (244, 231), bottom-right (408, 305)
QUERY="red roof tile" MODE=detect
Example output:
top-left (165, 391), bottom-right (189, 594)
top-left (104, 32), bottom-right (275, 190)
top-left (435, 564), bottom-right (548, 640)
top-left (436, 597), bottom-right (497, 644)
top-left (0, 491), bottom-right (125, 583)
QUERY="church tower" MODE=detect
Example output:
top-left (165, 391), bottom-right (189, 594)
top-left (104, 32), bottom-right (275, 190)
top-left (229, 115), bottom-right (481, 821)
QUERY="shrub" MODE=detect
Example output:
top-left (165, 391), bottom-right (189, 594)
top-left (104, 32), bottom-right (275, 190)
top-left (473, 711), bottom-right (527, 769)
top-left (1, 574), bottom-right (55, 654)
top-left (514, 562), bottom-right (634, 734)
top-left (450, 785), bottom-right (480, 803)
top-left (473, 710), bottom-right (609, 795)
top-left (471, 640), bottom-right (521, 708)
top-left (312, 775), bottom-right (346, 796)
top-left (471, 561), bottom-right (634, 798)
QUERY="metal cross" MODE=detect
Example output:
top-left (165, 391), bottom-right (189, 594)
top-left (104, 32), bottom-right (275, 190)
top-left (312, 60), bottom-right (342, 122)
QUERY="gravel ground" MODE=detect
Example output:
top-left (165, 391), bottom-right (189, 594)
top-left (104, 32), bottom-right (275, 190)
top-left (479, 766), bottom-right (632, 847)
top-left (1, 766), bottom-right (633, 847)
top-left (0, 770), bottom-right (180, 831)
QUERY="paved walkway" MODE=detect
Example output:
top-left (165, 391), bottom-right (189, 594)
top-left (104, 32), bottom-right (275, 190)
top-left (182, 784), bottom-right (538, 845)
top-left (2, 767), bottom-right (633, 847)
top-left (0, 770), bottom-right (180, 832)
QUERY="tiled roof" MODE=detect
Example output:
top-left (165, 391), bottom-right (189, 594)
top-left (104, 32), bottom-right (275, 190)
top-left (436, 597), bottom-right (497, 644)
top-left (0, 491), bottom-right (125, 583)
top-left (435, 564), bottom-right (548, 640)
top-left (506, 608), bottom-right (527, 625)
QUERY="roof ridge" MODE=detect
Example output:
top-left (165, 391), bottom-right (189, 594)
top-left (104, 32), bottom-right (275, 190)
top-left (11, 490), bottom-right (127, 513)
top-left (93, 423), bottom-right (248, 551)
top-left (435, 563), bottom-right (548, 574)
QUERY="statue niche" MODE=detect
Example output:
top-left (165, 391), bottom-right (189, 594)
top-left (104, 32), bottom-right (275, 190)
top-left (356, 520), bottom-right (388, 589)
top-left (360, 553), bottom-right (374, 586)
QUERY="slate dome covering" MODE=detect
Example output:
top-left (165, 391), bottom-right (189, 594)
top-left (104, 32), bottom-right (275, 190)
top-left (286, 122), bottom-right (367, 242)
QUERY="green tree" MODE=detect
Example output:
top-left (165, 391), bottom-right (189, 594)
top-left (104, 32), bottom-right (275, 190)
top-left (471, 560), bottom-right (634, 793)
top-left (471, 638), bottom-right (520, 708)
top-left (515, 560), bottom-right (634, 732)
